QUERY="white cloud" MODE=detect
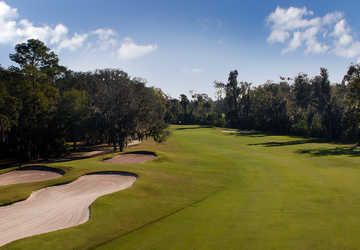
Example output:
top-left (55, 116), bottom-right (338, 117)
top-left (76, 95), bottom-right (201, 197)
top-left (50, 24), bottom-right (68, 44)
top-left (0, 1), bottom-right (17, 20)
top-left (334, 41), bottom-right (360, 58)
top-left (92, 28), bottom-right (118, 50)
top-left (303, 27), bottom-right (329, 54)
top-left (0, 1), bottom-right (86, 50)
top-left (0, 19), bottom-right (17, 43)
top-left (0, 2), bottom-right (71, 47)
top-left (93, 28), bottom-right (116, 40)
top-left (267, 29), bottom-right (290, 43)
top-left (117, 37), bottom-right (157, 60)
top-left (57, 33), bottom-right (88, 51)
top-left (322, 12), bottom-right (343, 25)
top-left (266, 6), bottom-right (360, 60)
top-left (16, 19), bottom-right (52, 43)
top-left (267, 7), bottom-right (320, 33)
top-left (332, 19), bottom-right (352, 46)
top-left (283, 31), bottom-right (302, 53)
top-left (0, 1), bottom-right (158, 60)
top-left (0, 1), bottom-right (18, 43)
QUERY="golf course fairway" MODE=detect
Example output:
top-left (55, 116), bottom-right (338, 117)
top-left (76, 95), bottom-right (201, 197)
top-left (2, 125), bottom-right (360, 250)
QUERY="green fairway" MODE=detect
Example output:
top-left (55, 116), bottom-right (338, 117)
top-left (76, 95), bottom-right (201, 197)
top-left (2, 125), bottom-right (360, 249)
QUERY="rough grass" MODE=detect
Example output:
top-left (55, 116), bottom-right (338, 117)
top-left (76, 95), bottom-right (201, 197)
top-left (2, 125), bottom-right (360, 249)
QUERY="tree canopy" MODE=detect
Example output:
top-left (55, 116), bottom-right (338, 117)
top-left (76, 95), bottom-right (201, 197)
top-left (0, 39), bottom-right (168, 161)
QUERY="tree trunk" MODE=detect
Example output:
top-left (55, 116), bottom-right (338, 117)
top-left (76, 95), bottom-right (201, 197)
top-left (119, 141), bottom-right (124, 152)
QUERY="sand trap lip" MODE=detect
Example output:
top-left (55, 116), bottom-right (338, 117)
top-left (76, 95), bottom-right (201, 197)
top-left (0, 171), bottom-right (137, 247)
top-left (0, 166), bottom-right (64, 187)
top-left (103, 151), bottom-right (157, 164)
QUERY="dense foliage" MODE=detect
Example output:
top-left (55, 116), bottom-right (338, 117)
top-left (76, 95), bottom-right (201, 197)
top-left (0, 39), bottom-right (168, 161)
top-left (166, 67), bottom-right (360, 142)
top-left (162, 92), bottom-right (222, 126)
top-left (2, 39), bottom-right (360, 161)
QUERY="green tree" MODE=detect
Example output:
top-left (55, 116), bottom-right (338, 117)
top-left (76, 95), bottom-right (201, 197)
top-left (10, 39), bottom-right (66, 86)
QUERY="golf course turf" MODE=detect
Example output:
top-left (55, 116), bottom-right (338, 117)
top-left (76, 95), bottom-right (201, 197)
top-left (1, 125), bottom-right (360, 249)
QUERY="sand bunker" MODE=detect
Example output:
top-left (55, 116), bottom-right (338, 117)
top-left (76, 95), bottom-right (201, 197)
top-left (0, 166), bottom-right (63, 186)
top-left (222, 130), bottom-right (239, 133)
top-left (103, 152), bottom-right (156, 164)
top-left (0, 172), bottom-right (136, 247)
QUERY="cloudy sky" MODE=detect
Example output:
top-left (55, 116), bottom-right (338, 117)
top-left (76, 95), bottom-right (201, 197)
top-left (1, 0), bottom-right (360, 98)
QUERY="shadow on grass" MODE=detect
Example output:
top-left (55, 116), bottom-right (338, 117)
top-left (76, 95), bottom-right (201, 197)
top-left (248, 139), bottom-right (326, 147)
top-left (15, 165), bottom-right (65, 175)
top-left (123, 151), bottom-right (157, 156)
top-left (175, 125), bottom-right (213, 131)
top-left (222, 130), bottom-right (267, 138)
top-left (0, 159), bottom-right (20, 170)
top-left (234, 131), bottom-right (267, 138)
top-left (296, 146), bottom-right (360, 157)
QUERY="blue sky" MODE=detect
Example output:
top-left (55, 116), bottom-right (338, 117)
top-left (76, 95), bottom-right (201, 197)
top-left (1, 0), bottom-right (360, 98)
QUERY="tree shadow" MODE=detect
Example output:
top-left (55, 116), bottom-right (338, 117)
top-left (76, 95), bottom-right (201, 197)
top-left (15, 165), bottom-right (65, 175)
top-left (234, 132), bottom-right (267, 138)
top-left (222, 130), bottom-right (267, 137)
top-left (248, 139), bottom-right (325, 147)
top-left (123, 151), bottom-right (157, 156)
top-left (0, 159), bottom-right (19, 170)
top-left (175, 125), bottom-right (213, 130)
top-left (296, 146), bottom-right (360, 157)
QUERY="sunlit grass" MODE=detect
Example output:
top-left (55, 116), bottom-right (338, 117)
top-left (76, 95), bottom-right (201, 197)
top-left (2, 125), bottom-right (360, 250)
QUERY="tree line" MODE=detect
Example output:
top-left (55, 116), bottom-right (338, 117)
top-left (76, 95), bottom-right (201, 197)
top-left (2, 39), bottom-right (360, 161)
top-left (0, 39), bottom-right (168, 161)
top-left (165, 66), bottom-right (360, 142)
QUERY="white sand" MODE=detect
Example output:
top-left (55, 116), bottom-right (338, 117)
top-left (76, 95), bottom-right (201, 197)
top-left (82, 150), bottom-right (104, 157)
top-left (0, 172), bottom-right (136, 247)
top-left (0, 170), bottom-right (62, 186)
top-left (128, 140), bottom-right (141, 146)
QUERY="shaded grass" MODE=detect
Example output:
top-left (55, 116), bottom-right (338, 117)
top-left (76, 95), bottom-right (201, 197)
top-left (297, 146), bottom-right (360, 157)
top-left (2, 125), bottom-right (360, 249)
top-left (248, 139), bottom-right (323, 147)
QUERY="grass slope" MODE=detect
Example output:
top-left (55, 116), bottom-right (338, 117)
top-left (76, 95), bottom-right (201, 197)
top-left (2, 125), bottom-right (360, 249)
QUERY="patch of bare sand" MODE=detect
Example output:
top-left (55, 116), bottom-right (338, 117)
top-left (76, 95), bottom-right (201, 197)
top-left (0, 172), bottom-right (136, 247)
top-left (103, 153), bottom-right (156, 164)
top-left (128, 140), bottom-right (141, 146)
top-left (0, 168), bottom-right (63, 186)
top-left (76, 140), bottom-right (141, 158)
top-left (82, 150), bottom-right (104, 157)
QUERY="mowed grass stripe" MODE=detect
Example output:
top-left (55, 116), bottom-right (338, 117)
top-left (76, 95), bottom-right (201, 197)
top-left (2, 125), bottom-right (360, 250)
top-left (96, 127), bottom-right (360, 250)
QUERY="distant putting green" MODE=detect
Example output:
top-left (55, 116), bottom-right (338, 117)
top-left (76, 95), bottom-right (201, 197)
top-left (2, 125), bottom-right (360, 250)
